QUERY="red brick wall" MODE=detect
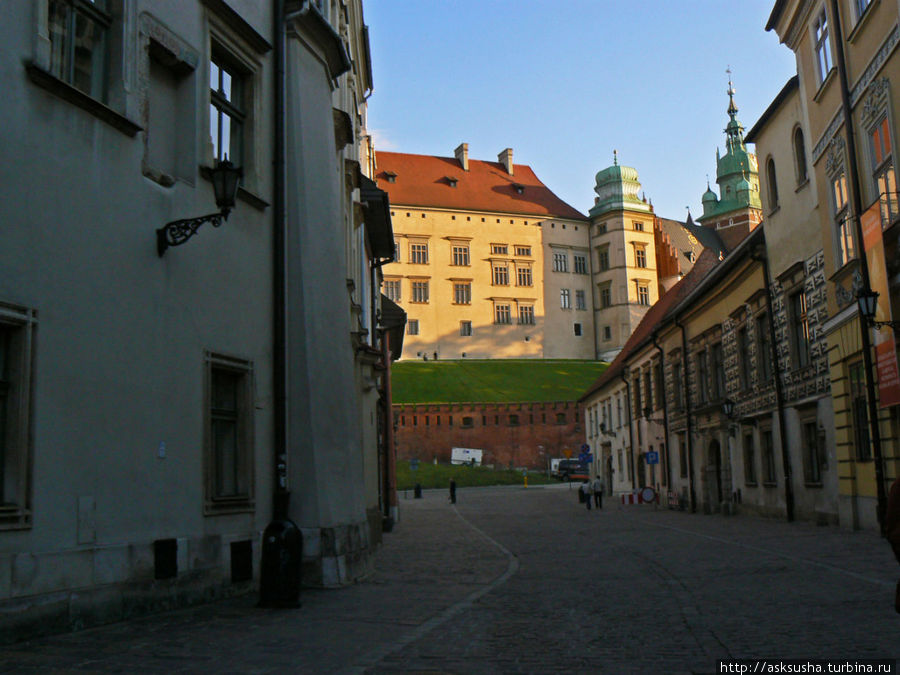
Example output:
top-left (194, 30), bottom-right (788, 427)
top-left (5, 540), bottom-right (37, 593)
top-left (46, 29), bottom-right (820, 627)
top-left (393, 401), bottom-right (584, 469)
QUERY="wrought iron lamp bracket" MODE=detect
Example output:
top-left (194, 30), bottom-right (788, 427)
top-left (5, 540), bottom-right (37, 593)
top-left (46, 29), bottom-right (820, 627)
top-left (157, 210), bottom-right (229, 257)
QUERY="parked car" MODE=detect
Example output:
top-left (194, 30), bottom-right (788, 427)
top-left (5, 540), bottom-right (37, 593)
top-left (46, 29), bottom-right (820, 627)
top-left (556, 459), bottom-right (590, 482)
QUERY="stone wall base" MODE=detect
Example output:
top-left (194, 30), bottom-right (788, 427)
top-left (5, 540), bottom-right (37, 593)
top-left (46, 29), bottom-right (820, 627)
top-left (299, 517), bottom-right (378, 588)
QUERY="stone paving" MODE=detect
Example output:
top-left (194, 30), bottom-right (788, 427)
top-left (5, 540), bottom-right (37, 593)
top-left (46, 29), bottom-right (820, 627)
top-left (0, 484), bottom-right (897, 674)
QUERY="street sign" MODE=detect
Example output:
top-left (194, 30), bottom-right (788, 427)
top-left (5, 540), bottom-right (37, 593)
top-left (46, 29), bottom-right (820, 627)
top-left (410, 458), bottom-right (420, 471)
top-left (645, 451), bottom-right (659, 465)
top-left (581, 443), bottom-right (590, 453)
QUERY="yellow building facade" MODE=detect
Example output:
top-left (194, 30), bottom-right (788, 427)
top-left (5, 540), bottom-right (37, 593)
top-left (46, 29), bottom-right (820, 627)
top-left (768, 0), bottom-right (900, 530)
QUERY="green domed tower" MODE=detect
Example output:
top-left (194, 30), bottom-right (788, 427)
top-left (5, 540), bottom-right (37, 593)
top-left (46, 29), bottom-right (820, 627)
top-left (588, 151), bottom-right (658, 361)
top-left (697, 75), bottom-right (762, 251)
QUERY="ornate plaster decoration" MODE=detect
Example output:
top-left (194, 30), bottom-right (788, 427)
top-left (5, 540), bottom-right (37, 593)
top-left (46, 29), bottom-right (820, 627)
top-left (825, 137), bottom-right (846, 178)
top-left (861, 77), bottom-right (891, 130)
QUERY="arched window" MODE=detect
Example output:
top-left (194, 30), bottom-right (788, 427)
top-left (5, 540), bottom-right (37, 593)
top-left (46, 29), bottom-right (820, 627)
top-left (766, 157), bottom-right (779, 210)
top-left (794, 127), bottom-right (808, 184)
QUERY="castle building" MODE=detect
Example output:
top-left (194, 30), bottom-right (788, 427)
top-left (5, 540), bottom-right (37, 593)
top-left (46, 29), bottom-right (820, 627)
top-left (377, 146), bottom-right (705, 361)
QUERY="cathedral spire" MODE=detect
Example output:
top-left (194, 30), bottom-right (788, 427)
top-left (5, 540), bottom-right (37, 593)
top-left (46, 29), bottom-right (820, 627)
top-left (724, 66), bottom-right (745, 152)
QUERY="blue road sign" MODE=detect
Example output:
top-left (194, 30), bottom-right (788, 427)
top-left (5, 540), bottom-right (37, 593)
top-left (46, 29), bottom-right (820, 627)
top-left (645, 451), bottom-right (659, 465)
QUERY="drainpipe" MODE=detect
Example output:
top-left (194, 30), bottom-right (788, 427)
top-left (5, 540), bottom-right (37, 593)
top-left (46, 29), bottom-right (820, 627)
top-left (272, 0), bottom-right (289, 517)
top-left (830, 0), bottom-right (888, 531)
top-left (675, 316), bottom-right (697, 513)
top-left (620, 369), bottom-right (637, 492)
top-left (752, 246), bottom-right (794, 522)
top-left (652, 331), bottom-right (672, 491)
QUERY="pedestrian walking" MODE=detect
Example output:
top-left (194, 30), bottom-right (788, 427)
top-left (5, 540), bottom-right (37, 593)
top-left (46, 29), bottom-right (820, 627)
top-left (886, 476), bottom-right (900, 612)
top-left (449, 477), bottom-right (457, 505)
top-left (592, 475), bottom-right (603, 509)
top-left (581, 480), bottom-right (592, 510)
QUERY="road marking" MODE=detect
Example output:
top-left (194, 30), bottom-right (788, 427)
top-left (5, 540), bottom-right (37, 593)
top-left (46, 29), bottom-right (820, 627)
top-left (350, 505), bottom-right (519, 674)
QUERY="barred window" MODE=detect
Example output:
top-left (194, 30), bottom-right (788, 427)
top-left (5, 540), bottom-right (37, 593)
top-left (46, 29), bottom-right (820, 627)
top-left (453, 282), bottom-right (471, 305)
top-left (451, 244), bottom-right (470, 266)
top-left (574, 254), bottom-right (588, 274)
top-left (553, 252), bottom-right (569, 272)
top-left (494, 303), bottom-right (512, 324)
top-left (384, 279), bottom-right (401, 302)
top-left (516, 265), bottom-right (533, 287)
top-left (492, 263), bottom-right (509, 286)
top-left (409, 242), bottom-right (428, 264)
top-left (518, 305), bottom-right (535, 325)
top-left (411, 280), bottom-right (429, 303)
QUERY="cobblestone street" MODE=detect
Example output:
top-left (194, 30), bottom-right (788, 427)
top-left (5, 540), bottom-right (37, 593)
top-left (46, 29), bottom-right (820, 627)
top-left (1, 485), bottom-right (897, 674)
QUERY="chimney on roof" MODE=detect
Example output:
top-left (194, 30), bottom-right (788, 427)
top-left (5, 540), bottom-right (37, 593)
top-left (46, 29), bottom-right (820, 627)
top-left (498, 148), bottom-right (513, 175)
top-left (455, 143), bottom-right (469, 171)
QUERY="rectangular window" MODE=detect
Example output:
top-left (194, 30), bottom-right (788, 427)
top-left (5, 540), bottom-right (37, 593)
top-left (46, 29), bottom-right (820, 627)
top-left (516, 265), bottom-right (533, 287)
top-left (394, 240), bottom-right (400, 262)
top-left (654, 362), bottom-right (664, 409)
top-left (600, 285), bottom-right (611, 308)
top-left (210, 52), bottom-right (246, 165)
top-left (757, 313), bottom-right (772, 382)
top-left (553, 251), bottom-right (569, 272)
top-left (514, 245), bottom-right (531, 256)
top-left (697, 351), bottom-right (709, 404)
top-left (574, 323), bottom-right (582, 337)
top-left (0, 305), bottom-right (37, 529)
top-left (48, 0), bottom-right (111, 101)
top-left (603, 326), bottom-right (612, 341)
top-left (384, 279), bottom-right (401, 302)
top-left (560, 289), bottom-right (571, 309)
top-left (575, 290), bottom-right (586, 310)
top-left (491, 244), bottom-right (508, 255)
top-left (494, 303), bottom-right (512, 325)
top-left (492, 263), bottom-right (509, 286)
top-left (743, 432), bottom-right (757, 485)
top-left (633, 221), bottom-right (644, 232)
top-left (411, 280), bottom-right (429, 303)
top-left (814, 9), bottom-right (832, 85)
top-left (831, 171), bottom-right (856, 266)
top-left (451, 244), bottom-right (470, 266)
top-left (460, 320), bottom-right (472, 336)
top-left (407, 319), bottom-right (419, 335)
top-left (738, 326), bottom-right (751, 390)
top-left (453, 282), bottom-right (471, 305)
top-left (679, 433), bottom-right (688, 479)
top-left (791, 291), bottom-right (810, 370)
top-left (206, 354), bottom-right (254, 513)
top-left (711, 342), bottom-right (725, 400)
top-left (633, 377), bottom-right (642, 421)
top-left (635, 246), bottom-right (647, 268)
top-left (802, 419), bottom-right (824, 484)
top-left (672, 362), bottom-right (683, 410)
top-left (574, 254), bottom-right (588, 274)
top-left (850, 361), bottom-right (871, 460)
top-left (855, 0), bottom-right (873, 21)
top-left (409, 242), bottom-right (428, 264)
top-left (518, 305), bottom-right (535, 325)
top-left (598, 247), bottom-right (610, 271)
top-left (871, 117), bottom-right (899, 227)
top-left (762, 428), bottom-right (777, 485)
top-left (637, 283), bottom-right (650, 306)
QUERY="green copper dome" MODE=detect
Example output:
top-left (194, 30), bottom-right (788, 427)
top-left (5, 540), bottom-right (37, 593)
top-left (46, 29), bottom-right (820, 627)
top-left (699, 79), bottom-right (762, 221)
top-left (589, 150), bottom-right (652, 218)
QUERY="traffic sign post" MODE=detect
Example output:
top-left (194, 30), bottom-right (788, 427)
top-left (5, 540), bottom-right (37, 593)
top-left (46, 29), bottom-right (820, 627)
top-left (645, 451), bottom-right (659, 465)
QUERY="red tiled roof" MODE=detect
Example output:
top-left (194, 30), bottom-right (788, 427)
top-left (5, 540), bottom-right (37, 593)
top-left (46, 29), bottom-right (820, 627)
top-left (579, 249), bottom-right (721, 401)
top-left (375, 151), bottom-right (588, 221)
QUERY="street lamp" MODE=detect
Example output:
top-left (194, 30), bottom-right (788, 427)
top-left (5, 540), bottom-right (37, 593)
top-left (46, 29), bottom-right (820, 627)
top-left (157, 159), bottom-right (243, 256)
top-left (722, 398), bottom-right (735, 419)
top-left (857, 288), bottom-right (900, 330)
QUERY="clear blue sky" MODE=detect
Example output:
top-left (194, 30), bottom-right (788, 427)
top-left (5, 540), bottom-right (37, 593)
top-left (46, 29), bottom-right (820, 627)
top-left (364, 1), bottom-right (797, 222)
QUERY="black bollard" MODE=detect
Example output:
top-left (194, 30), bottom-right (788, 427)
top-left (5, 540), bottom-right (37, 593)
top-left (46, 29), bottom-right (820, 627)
top-left (259, 491), bottom-right (302, 608)
top-left (414, 483), bottom-right (422, 499)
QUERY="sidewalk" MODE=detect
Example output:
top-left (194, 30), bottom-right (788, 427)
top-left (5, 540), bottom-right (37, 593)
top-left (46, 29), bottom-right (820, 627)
top-left (0, 491), bottom-right (507, 674)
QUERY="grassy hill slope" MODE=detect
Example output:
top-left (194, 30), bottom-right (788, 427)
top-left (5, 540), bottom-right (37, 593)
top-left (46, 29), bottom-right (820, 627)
top-left (392, 359), bottom-right (607, 404)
